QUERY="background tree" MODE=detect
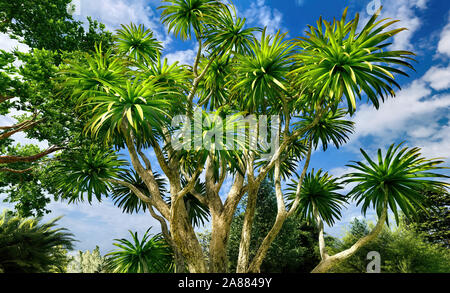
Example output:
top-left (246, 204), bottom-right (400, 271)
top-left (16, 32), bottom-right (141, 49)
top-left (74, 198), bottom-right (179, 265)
top-left (327, 218), bottom-right (450, 273)
top-left (0, 209), bottom-right (75, 273)
top-left (0, 0), bottom-right (113, 217)
top-left (404, 188), bottom-right (449, 248)
top-left (67, 246), bottom-right (109, 273)
top-left (228, 179), bottom-right (320, 273)
top-left (54, 3), bottom-right (423, 273)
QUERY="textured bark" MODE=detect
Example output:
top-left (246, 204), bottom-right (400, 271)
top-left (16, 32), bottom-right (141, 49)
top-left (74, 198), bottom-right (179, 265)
top-left (170, 199), bottom-right (207, 273)
top-left (209, 213), bottom-right (229, 272)
top-left (0, 146), bottom-right (63, 164)
top-left (236, 185), bottom-right (259, 273)
top-left (311, 199), bottom-right (388, 273)
top-left (246, 140), bottom-right (313, 273)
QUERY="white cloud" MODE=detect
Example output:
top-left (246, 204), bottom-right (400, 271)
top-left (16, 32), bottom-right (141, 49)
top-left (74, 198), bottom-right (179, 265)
top-left (164, 48), bottom-right (196, 66)
top-left (361, 0), bottom-right (428, 51)
top-left (244, 0), bottom-right (285, 35)
top-left (350, 80), bottom-right (450, 141)
top-left (437, 16), bottom-right (450, 57)
top-left (75, 0), bottom-right (172, 46)
top-left (42, 198), bottom-right (161, 254)
top-left (422, 64), bottom-right (450, 91)
top-left (0, 33), bottom-right (30, 52)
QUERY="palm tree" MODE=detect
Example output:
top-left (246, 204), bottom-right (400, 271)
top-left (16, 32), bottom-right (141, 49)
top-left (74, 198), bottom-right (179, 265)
top-left (288, 170), bottom-right (346, 261)
top-left (0, 210), bottom-right (75, 273)
top-left (57, 2), bottom-right (420, 273)
top-left (311, 143), bottom-right (449, 273)
top-left (106, 229), bottom-right (174, 273)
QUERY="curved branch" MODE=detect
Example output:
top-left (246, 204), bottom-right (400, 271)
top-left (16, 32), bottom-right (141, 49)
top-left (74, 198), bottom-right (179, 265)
top-left (0, 146), bottom-right (63, 164)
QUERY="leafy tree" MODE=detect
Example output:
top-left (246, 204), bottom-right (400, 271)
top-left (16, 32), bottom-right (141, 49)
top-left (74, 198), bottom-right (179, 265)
top-left (0, 209), bottom-right (75, 273)
top-left (106, 229), bottom-right (174, 273)
top-left (405, 188), bottom-right (449, 248)
top-left (67, 246), bottom-right (109, 273)
top-left (328, 218), bottom-right (450, 273)
top-left (0, 0), bottom-right (112, 52)
top-left (54, 2), bottom-right (423, 273)
top-left (311, 144), bottom-right (448, 273)
top-left (0, 0), bottom-right (113, 216)
top-left (228, 179), bottom-right (320, 273)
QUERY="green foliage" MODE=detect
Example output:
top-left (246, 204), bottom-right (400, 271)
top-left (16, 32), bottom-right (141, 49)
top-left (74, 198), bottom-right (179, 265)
top-left (159, 0), bottom-right (225, 40)
top-left (228, 180), bottom-right (321, 272)
top-left (405, 188), bottom-right (450, 248)
top-left (48, 148), bottom-right (128, 203)
top-left (291, 7), bottom-right (415, 114)
top-left (294, 108), bottom-right (355, 151)
top-left (106, 229), bottom-right (174, 273)
top-left (67, 246), bottom-right (109, 273)
top-left (0, 144), bottom-right (51, 217)
top-left (344, 143), bottom-right (449, 225)
top-left (116, 23), bottom-right (163, 64)
top-left (0, 0), bottom-right (114, 216)
top-left (0, 0), bottom-right (112, 52)
top-left (0, 209), bottom-right (75, 273)
top-left (232, 29), bottom-right (293, 113)
top-left (328, 218), bottom-right (450, 273)
top-left (287, 169), bottom-right (347, 226)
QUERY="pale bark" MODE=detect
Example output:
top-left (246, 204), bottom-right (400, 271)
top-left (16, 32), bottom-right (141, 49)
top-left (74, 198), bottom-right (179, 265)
top-left (313, 202), bottom-right (329, 260)
top-left (247, 159), bottom-right (286, 272)
top-left (311, 198), bottom-right (388, 273)
top-left (246, 139), bottom-right (313, 273)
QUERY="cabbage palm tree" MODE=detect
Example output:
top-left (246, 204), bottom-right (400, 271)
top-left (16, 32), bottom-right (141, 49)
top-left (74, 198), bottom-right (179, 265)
top-left (57, 2), bottom-right (420, 273)
top-left (311, 143), bottom-right (449, 273)
top-left (0, 210), bottom-right (75, 273)
top-left (288, 170), bottom-right (346, 261)
top-left (291, 7), bottom-right (414, 113)
top-left (106, 229), bottom-right (173, 273)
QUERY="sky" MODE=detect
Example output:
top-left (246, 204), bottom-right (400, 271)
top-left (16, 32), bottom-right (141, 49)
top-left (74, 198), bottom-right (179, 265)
top-left (0, 0), bottom-right (449, 254)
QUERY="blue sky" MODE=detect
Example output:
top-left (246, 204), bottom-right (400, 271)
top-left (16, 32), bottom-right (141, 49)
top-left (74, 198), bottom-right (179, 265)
top-left (1, 0), bottom-right (450, 255)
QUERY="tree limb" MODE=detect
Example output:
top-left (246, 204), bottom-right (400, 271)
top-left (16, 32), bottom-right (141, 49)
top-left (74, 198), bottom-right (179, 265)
top-left (0, 146), bottom-right (63, 164)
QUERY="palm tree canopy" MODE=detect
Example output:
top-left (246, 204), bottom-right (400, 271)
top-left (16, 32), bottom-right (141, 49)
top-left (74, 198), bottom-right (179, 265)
top-left (291, 7), bottom-right (415, 114)
top-left (159, 0), bottom-right (224, 40)
top-left (344, 143), bottom-right (449, 224)
top-left (0, 210), bottom-right (75, 273)
top-left (106, 228), bottom-right (173, 273)
top-left (288, 169), bottom-right (347, 226)
top-left (115, 23), bottom-right (162, 63)
top-left (294, 108), bottom-right (355, 151)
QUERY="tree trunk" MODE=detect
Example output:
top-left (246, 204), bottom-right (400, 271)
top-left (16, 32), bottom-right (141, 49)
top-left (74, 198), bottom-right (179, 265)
top-left (170, 200), bottom-right (207, 273)
top-left (209, 214), bottom-right (230, 273)
top-left (236, 185), bottom-right (259, 273)
top-left (311, 199), bottom-right (388, 273)
top-left (313, 202), bottom-right (329, 260)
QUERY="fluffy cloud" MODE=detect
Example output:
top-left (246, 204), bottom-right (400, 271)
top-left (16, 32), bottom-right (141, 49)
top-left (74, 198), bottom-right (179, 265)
top-left (437, 16), bottom-right (450, 57)
top-left (361, 0), bottom-right (429, 51)
top-left (164, 48), bottom-right (196, 66)
top-left (422, 64), bottom-right (450, 91)
top-left (43, 198), bottom-right (161, 253)
top-left (244, 0), bottom-right (285, 35)
top-left (0, 34), bottom-right (30, 52)
top-left (74, 0), bottom-right (172, 46)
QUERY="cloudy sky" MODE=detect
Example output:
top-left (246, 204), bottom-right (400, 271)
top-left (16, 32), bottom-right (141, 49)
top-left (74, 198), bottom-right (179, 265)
top-left (1, 0), bottom-right (449, 254)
